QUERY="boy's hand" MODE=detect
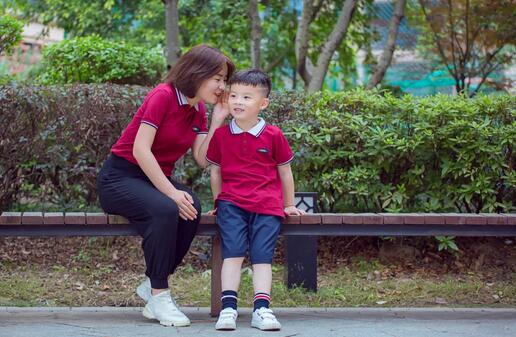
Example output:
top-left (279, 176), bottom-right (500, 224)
top-left (284, 206), bottom-right (306, 216)
top-left (211, 90), bottom-right (230, 125)
top-left (206, 208), bottom-right (217, 215)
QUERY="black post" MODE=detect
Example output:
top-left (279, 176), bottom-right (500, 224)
top-left (284, 192), bottom-right (318, 291)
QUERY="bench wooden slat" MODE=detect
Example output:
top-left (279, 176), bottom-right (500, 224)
top-left (321, 214), bottom-right (343, 224)
top-left (341, 214), bottom-right (363, 225)
top-left (380, 213), bottom-right (404, 225)
top-left (22, 212), bottom-right (44, 225)
top-left (0, 212), bottom-right (22, 225)
top-left (108, 215), bottom-right (130, 225)
top-left (481, 213), bottom-right (507, 225)
top-left (1, 211), bottom-right (513, 227)
top-left (200, 214), bottom-right (216, 224)
top-left (300, 214), bottom-right (322, 225)
top-left (43, 212), bottom-right (64, 225)
top-left (86, 213), bottom-right (108, 225)
top-left (64, 212), bottom-right (86, 225)
top-left (282, 215), bottom-right (301, 224)
top-left (424, 213), bottom-right (446, 225)
top-left (402, 213), bottom-right (426, 225)
top-left (462, 214), bottom-right (487, 225)
top-left (441, 213), bottom-right (462, 225)
top-left (361, 213), bottom-right (383, 225)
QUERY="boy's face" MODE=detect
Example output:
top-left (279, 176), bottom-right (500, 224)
top-left (228, 83), bottom-right (269, 122)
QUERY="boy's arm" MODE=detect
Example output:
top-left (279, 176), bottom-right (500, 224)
top-left (209, 165), bottom-right (222, 211)
top-left (278, 164), bottom-right (305, 216)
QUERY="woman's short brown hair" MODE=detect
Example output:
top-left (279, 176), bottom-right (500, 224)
top-left (163, 44), bottom-right (235, 98)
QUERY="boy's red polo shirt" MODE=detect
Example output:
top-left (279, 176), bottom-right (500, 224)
top-left (206, 118), bottom-right (294, 218)
top-left (111, 83), bottom-right (208, 176)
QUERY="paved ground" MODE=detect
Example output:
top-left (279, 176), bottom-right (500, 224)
top-left (1, 307), bottom-right (515, 337)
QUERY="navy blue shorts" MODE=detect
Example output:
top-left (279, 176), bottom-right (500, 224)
top-left (217, 200), bottom-right (281, 264)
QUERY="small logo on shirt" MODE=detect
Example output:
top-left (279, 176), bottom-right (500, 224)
top-left (192, 126), bottom-right (200, 132)
top-left (257, 148), bottom-right (269, 154)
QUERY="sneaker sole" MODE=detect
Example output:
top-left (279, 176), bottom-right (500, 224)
top-left (215, 322), bottom-right (236, 330)
top-left (142, 307), bottom-right (190, 327)
top-left (251, 321), bottom-right (281, 331)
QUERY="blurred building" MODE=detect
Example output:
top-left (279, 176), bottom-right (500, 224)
top-left (0, 23), bottom-right (64, 75)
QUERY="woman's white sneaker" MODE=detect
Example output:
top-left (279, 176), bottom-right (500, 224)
top-left (142, 290), bottom-right (190, 327)
top-left (251, 307), bottom-right (281, 331)
top-left (136, 277), bottom-right (151, 302)
top-left (215, 307), bottom-right (238, 330)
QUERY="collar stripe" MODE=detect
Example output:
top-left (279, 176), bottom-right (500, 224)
top-left (174, 87), bottom-right (199, 111)
top-left (230, 118), bottom-right (266, 137)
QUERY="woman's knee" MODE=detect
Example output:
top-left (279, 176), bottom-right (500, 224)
top-left (149, 202), bottom-right (180, 227)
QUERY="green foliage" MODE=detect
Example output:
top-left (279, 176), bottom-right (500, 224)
top-left (36, 35), bottom-right (165, 85)
top-left (1, 84), bottom-right (514, 214)
top-left (7, 0), bottom-right (377, 90)
top-left (435, 236), bottom-right (459, 252)
top-left (0, 14), bottom-right (23, 56)
top-left (280, 89), bottom-right (515, 213)
top-left (0, 83), bottom-right (149, 210)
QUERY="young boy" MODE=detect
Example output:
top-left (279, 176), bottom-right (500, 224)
top-left (206, 69), bottom-right (305, 331)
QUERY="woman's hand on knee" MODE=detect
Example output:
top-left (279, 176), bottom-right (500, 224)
top-left (169, 189), bottom-right (198, 220)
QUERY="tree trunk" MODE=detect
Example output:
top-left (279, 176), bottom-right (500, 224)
top-left (307, 0), bottom-right (357, 92)
top-left (164, 0), bottom-right (180, 68)
top-left (366, 0), bottom-right (406, 89)
top-left (295, 0), bottom-right (317, 87)
top-left (249, 0), bottom-right (262, 69)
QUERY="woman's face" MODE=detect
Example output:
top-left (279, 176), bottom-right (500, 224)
top-left (196, 63), bottom-right (228, 104)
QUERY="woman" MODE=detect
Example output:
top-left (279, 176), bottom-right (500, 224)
top-left (97, 44), bottom-right (234, 327)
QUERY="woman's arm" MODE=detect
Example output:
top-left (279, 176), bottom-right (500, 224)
top-left (210, 165), bottom-right (222, 201)
top-left (192, 92), bottom-right (230, 168)
top-left (133, 123), bottom-right (198, 220)
top-left (206, 164), bottom-right (222, 214)
top-left (191, 131), bottom-right (213, 168)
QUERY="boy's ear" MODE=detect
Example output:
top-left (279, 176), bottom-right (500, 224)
top-left (260, 97), bottom-right (270, 110)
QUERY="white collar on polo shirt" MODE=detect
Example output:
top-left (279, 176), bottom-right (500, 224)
top-left (174, 87), bottom-right (199, 111)
top-left (229, 118), bottom-right (266, 137)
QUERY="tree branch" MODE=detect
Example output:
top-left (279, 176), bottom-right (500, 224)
top-left (308, 0), bottom-right (357, 92)
top-left (366, 0), bottom-right (406, 89)
top-left (249, 0), bottom-right (262, 69)
top-left (295, 0), bottom-right (317, 87)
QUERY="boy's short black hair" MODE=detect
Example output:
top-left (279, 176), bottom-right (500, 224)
top-left (228, 69), bottom-right (271, 97)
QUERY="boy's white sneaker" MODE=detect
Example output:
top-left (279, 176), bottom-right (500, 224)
top-left (142, 290), bottom-right (190, 327)
top-left (251, 307), bottom-right (281, 331)
top-left (136, 277), bottom-right (151, 302)
top-left (215, 307), bottom-right (238, 330)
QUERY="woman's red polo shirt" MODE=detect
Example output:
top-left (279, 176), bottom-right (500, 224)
top-left (111, 83), bottom-right (208, 176)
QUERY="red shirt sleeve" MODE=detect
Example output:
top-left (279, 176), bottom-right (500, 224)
top-left (273, 129), bottom-right (294, 166)
top-left (141, 89), bottom-right (173, 129)
top-left (206, 129), bottom-right (222, 166)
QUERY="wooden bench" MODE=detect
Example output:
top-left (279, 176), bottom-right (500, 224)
top-left (1, 202), bottom-right (515, 316)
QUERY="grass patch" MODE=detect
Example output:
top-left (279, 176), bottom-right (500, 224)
top-left (1, 263), bottom-right (515, 308)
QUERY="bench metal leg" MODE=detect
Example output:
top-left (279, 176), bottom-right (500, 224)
top-left (284, 236), bottom-right (317, 291)
top-left (210, 235), bottom-right (222, 317)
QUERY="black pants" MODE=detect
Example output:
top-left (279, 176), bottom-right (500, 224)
top-left (97, 154), bottom-right (201, 289)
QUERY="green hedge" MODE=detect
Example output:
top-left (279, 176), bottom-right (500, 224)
top-left (285, 90), bottom-right (515, 213)
top-left (0, 84), bottom-right (514, 213)
top-left (36, 36), bottom-right (165, 86)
